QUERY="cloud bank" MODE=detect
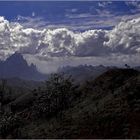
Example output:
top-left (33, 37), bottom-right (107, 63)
top-left (0, 16), bottom-right (109, 59)
top-left (0, 16), bottom-right (140, 73)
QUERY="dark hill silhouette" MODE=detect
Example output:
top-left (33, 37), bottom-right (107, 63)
top-left (1, 68), bottom-right (139, 138)
top-left (41, 68), bottom-right (140, 139)
top-left (0, 53), bottom-right (47, 81)
top-left (58, 65), bottom-right (115, 83)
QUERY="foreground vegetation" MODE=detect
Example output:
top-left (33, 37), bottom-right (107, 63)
top-left (0, 68), bottom-right (140, 138)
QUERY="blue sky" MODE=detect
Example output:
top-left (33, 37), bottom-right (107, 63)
top-left (0, 1), bottom-right (140, 30)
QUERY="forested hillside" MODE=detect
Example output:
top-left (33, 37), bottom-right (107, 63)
top-left (0, 68), bottom-right (140, 138)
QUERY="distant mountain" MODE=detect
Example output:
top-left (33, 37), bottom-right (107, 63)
top-left (58, 65), bottom-right (115, 83)
top-left (0, 53), bottom-right (48, 81)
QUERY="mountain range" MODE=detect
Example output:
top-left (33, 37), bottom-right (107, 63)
top-left (58, 65), bottom-right (114, 83)
top-left (0, 53), bottom-right (114, 82)
top-left (0, 52), bottom-right (139, 84)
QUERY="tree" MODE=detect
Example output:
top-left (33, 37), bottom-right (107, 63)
top-left (32, 73), bottom-right (78, 118)
top-left (45, 73), bottom-right (76, 111)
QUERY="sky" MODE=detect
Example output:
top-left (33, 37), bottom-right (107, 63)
top-left (0, 1), bottom-right (140, 73)
top-left (1, 1), bottom-right (140, 30)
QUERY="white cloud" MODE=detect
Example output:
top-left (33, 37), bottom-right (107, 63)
top-left (0, 17), bottom-right (109, 59)
top-left (98, 1), bottom-right (112, 8)
top-left (105, 18), bottom-right (140, 54)
top-left (0, 16), bottom-right (140, 73)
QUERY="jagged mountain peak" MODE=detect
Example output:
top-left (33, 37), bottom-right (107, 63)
top-left (5, 52), bottom-right (27, 65)
top-left (0, 53), bottom-right (47, 81)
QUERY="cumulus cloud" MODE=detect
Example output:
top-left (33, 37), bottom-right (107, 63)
top-left (0, 16), bottom-right (140, 72)
top-left (0, 16), bottom-right (109, 59)
top-left (105, 18), bottom-right (140, 54)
